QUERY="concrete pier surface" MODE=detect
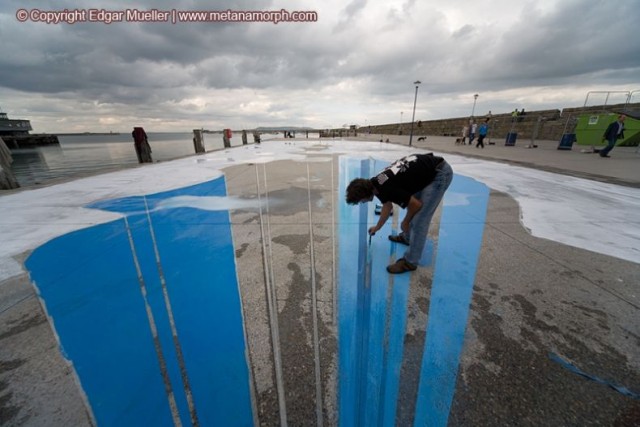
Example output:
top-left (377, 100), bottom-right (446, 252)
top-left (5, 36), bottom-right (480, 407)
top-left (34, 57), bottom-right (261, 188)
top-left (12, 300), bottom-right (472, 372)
top-left (0, 137), bottom-right (638, 426)
top-left (350, 133), bottom-right (640, 187)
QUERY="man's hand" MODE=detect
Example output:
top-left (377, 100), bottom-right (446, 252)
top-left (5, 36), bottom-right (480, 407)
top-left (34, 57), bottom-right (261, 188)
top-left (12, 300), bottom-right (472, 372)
top-left (401, 219), bottom-right (410, 234)
top-left (370, 202), bottom-right (393, 236)
top-left (402, 196), bottom-right (423, 234)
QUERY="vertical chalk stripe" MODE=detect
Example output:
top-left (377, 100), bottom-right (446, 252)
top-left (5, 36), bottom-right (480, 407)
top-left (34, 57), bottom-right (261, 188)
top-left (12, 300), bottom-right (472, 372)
top-left (125, 208), bottom-right (196, 426)
top-left (224, 177), bottom-right (261, 427)
top-left (255, 164), bottom-right (288, 426)
top-left (332, 156), bottom-right (338, 325)
top-left (307, 162), bottom-right (325, 427)
top-left (362, 159), bottom-right (392, 426)
top-left (380, 258), bottom-right (411, 427)
top-left (124, 216), bottom-right (183, 426)
top-left (379, 182), bottom-right (412, 427)
top-left (338, 156), bottom-right (363, 426)
top-left (353, 159), bottom-right (371, 427)
top-left (143, 197), bottom-right (199, 426)
top-left (413, 175), bottom-right (489, 427)
top-left (141, 177), bottom-right (254, 426)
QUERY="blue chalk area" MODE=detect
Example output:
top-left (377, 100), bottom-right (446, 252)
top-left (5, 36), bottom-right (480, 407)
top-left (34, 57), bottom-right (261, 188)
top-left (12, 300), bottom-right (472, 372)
top-left (338, 157), bottom-right (415, 427)
top-left (361, 206), bottom-right (389, 425)
top-left (549, 353), bottom-right (640, 400)
top-left (418, 239), bottom-right (435, 267)
top-left (119, 212), bottom-right (192, 427)
top-left (26, 220), bottom-right (175, 426)
top-left (362, 159), bottom-right (393, 427)
top-left (338, 156), bottom-right (364, 426)
top-left (26, 176), bottom-right (254, 426)
top-left (380, 222), bottom-right (412, 427)
top-left (413, 174), bottom-right (489, 427)
top-left (338, 158), bottom-right (489, 427)
top-left (380, 273), bottom-right (411, 426)
top-left (353, 159), bottom-right (371, 427)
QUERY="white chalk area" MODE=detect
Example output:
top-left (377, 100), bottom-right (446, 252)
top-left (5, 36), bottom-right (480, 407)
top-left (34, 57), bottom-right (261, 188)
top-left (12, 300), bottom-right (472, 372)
top-left (1, 140), bottom-right (638, 282)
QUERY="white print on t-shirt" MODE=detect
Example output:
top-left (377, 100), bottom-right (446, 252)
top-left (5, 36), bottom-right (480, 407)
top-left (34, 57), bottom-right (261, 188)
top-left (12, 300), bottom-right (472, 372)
top-left (377, 154), bottom-right (418, 185)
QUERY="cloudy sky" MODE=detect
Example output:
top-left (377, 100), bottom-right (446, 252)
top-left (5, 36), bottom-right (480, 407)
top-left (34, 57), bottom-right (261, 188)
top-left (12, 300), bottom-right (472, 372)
top-left (1, 0), bottom-right (639, 133)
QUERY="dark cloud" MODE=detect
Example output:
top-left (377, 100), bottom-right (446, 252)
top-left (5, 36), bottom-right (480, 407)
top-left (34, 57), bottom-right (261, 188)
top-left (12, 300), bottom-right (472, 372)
top-left (0, 0), bottom-right (638, 131)
top-left (473, 1), bottom-right (640, 88)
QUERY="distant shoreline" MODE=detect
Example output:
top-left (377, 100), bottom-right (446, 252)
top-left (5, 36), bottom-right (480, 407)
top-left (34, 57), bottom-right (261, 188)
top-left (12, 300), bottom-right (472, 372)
top-left (56, 131), bottom-right (194, 136)
top-left (57, 132), bottom-right (122, 136)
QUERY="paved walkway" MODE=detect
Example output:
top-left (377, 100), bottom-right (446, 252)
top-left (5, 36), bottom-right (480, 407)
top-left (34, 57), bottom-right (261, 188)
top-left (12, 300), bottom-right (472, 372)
top-left (348, 133), bottom-right (640, 187)
top-left (1, 137), bottom-right (639, 426)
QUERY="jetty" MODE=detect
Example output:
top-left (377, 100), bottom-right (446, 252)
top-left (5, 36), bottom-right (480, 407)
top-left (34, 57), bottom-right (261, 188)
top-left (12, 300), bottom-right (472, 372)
top-left (1, 133), bottom-right (60, 148)
top-left (0, 108), bottom-right (59, 148)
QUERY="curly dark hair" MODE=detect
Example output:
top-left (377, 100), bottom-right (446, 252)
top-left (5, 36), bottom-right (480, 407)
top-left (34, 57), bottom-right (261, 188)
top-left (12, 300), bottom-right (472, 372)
top-left (345, 178), bottom-right (374, 205)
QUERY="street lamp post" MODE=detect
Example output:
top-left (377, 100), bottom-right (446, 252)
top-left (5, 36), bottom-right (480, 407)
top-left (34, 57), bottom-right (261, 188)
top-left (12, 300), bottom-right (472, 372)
top-left (409, 80), bottom-right (421, 146)
top-left (471, 93), bottom-right (479, 118)
top-left (400, 111), bottom-right (403, 134)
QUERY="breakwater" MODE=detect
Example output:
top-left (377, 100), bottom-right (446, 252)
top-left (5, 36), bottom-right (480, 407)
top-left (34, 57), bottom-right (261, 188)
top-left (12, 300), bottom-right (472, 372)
top-left (336, 102), bottom-right (640, 144)
top-left (2, 133), bottom-right (60, 148)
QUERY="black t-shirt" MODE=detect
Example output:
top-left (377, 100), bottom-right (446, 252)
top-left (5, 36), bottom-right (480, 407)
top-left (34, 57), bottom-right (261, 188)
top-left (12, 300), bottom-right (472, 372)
top-left (370, 153), bottom-right (443, 208)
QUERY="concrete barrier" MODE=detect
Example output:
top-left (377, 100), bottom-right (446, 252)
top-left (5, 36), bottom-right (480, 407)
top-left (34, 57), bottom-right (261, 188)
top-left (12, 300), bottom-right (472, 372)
top-left (0, 137), bottom-right (19, 189)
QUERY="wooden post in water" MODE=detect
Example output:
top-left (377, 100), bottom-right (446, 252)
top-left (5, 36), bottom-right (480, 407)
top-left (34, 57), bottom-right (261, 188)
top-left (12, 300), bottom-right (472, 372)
top-left (193, 129), bottom-right (205, 153)
top-left (0, 137), bottom-right (19, 189)
top-left (222, 129), bottom-right (231, 148)
top-left (132, 127), bottom-right (153, 163)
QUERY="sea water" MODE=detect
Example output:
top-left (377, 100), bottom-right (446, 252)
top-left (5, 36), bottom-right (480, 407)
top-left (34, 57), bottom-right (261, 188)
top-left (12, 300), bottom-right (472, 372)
top-left (10, 132), bottom-right (237, 187)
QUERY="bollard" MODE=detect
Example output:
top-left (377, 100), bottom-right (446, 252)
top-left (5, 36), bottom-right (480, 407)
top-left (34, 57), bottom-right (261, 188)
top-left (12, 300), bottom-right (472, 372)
top-left (223, 128), bottom-right (232, 148)
top-left (193, 129), bottom-right (205, 153)
top-left (132, 127), bottom-right (153, 163)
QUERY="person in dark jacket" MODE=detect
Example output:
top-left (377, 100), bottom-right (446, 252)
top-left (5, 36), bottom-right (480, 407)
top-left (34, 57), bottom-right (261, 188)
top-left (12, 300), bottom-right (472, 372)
top-left (600, 115), bottom-right (626, 158)
top-left (345, 153), bottom-right (453, 274)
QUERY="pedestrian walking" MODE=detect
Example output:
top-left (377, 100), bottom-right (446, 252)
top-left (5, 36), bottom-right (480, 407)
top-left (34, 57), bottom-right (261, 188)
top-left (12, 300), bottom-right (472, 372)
top-left (476, 118), bottom-right (490, 149)
top-left (599, 114), bottom-right (626, 158)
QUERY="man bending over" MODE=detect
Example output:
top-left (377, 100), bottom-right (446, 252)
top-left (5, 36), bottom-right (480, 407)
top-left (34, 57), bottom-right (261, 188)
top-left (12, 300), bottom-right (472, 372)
top-left (345, 153), bottom-right (453, 274)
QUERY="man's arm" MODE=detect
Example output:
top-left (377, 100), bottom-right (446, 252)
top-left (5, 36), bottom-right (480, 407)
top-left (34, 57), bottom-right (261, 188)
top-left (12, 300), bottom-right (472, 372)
top-left (401, 196), bottom-right (423, 234)
top-left (369, 202), bottom-right (393, 235)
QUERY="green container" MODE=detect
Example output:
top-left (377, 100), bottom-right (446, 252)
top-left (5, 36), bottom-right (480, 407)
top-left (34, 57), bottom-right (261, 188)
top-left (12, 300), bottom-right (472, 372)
top-left (575, 113), bottom-right (640, 146)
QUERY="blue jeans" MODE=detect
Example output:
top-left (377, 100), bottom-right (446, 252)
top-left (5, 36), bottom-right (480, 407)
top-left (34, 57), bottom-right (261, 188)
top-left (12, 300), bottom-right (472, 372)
top-left (403, 162), bottom-right (453, 265)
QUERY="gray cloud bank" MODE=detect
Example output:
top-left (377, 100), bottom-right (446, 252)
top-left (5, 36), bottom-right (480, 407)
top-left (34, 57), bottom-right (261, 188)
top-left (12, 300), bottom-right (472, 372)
top-left (0, 0), bottom-right (638, 132)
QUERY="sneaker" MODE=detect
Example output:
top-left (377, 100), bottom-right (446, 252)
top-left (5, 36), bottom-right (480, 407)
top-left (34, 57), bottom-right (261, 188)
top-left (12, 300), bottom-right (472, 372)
top-left (388, 234), bottom-right (409, 245)
top-left (386, 258), bottom-right (417, 274)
